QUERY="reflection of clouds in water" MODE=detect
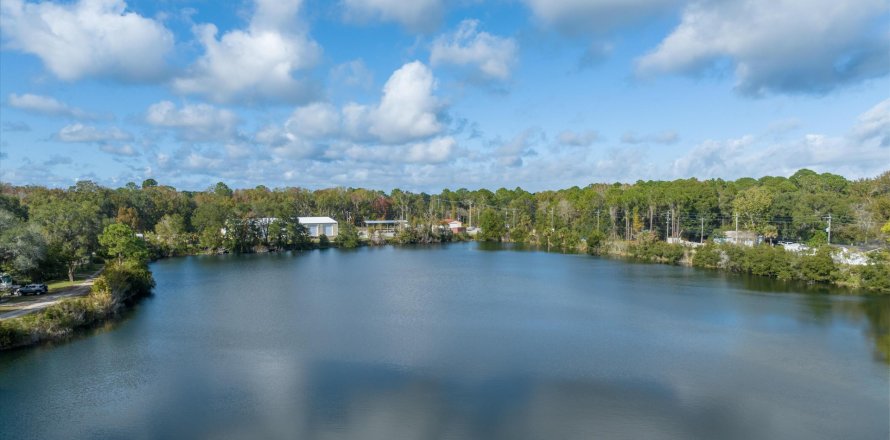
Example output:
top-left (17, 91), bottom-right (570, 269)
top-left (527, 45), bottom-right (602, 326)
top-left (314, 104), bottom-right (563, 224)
top-left (505, 380), bottom-right (759, 440)
top-left (79, 348), bottom-right (309, 440)
top-left (296, 361), bottom-right (824, 440)
top-left (7, 249), bottom-right (887, 440)
top-left (63, 353), bottom-right (886, 440)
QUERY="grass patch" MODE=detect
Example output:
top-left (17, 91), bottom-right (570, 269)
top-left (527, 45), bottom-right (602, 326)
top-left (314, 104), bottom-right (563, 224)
top-left (44, 263), bottom-right (104, 293)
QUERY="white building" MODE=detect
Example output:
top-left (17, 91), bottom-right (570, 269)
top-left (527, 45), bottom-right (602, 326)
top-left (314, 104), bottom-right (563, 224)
top-left (718, 231), bottom-right (763, 247)
top-left (362, 220), bottom-right (408, 238)
top-left (299, 217), bottom-right (338, 238)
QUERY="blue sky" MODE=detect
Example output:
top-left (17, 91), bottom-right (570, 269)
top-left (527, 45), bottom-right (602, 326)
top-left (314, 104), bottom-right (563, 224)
top-left (0, 0), bottom-right (888, 192)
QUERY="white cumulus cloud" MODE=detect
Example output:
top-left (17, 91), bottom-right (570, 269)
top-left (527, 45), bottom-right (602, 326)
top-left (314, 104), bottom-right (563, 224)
top-left (100, 144), bottom-right (140, 157)
top-left (330, 59), bottom-right (374, 89)
top-left (557, 130), bottom-right (600, 147)
top-left (8, 93), bottom-right (95, 119)
top-left (636, 0), bottom-right (890, 95)
top-left (286, 102), bottom-right (341, 139)
top-left (406, 136), bottom-right (456, 163)
top-left (146, 101), bottom-right (239, 142)
top-left (621, 130), bottom-right (679, 145)
top-left (173, 0), bottom-right (321, 104)
top-left (495, 128), bottom-right (540, 167)
top-left (852, 99), bottom-right (890, 147)
top-left (339, 136), bottom-right (457, 164)
top-left (341, 0), bottom-right (443, 32)
top-left (430, 20), bottom-right (518, 81)
top-left (521, 0), bottom-right (679, 34)
top-left (258, 61), bottom-right (453, 164)
top-left (55, 124), bottom-right (132, 143)
top-left (671, 101), bottom-right (890, 180)
top-left (345, 61), bottom-right (444, 144)
top-left (0, 0), bottom-right (173, 82)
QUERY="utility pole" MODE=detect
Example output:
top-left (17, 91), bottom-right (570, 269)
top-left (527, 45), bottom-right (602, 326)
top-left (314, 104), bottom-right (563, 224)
top-left (700, 217), bottom-right (704, 244)
top-left (468, 201), bottom-right (473, 228)
top-left (825, 214), bottom-right (832, 245)
top-left (734, 212), bottom-right (739, 244)
top-left (668, 208), bottom-right (674, 238)
top-left (675, 213), bottom-right (680, 240)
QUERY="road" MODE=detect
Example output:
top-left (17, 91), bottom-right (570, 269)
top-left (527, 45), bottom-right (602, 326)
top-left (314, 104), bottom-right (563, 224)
top-left (0, 271), bottom-right (101, 321)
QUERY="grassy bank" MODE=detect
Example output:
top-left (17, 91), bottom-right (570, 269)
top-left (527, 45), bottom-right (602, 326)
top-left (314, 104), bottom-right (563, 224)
top-left (43, 263), bottom-right (104, 292)
top-left (0, 261), bottom-right (154, 350)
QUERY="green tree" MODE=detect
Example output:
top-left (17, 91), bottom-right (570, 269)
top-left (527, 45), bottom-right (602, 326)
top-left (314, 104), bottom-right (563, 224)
top-left (761, 224), bottom-right (779, 244)
top-left (478, 209), bottom-right (506, 241)
top-left (99, 223), bottom-right (148, 264)
top-left (31, 198), bottom-right (102, 282)
top-left (733, 186), bottom-right (773, 231)
top-left (213, 182), bottom-right (233, 198)
top-left (153, 214), bottom-right (187, 256)
top-left (286, 219), bottom-right (311, 249)
top-left (192, 195), bottom-right (229, 251)
top-left (585, 230), bottom-right (607, 255)
top-left (807, 230), bottom-right (828, 247)
top-left (0, 209), bottom-right (47, 280)
top-left (115, 206), bottom-right (141, 231)
top-left (336, 223), bottom-right (361, 248)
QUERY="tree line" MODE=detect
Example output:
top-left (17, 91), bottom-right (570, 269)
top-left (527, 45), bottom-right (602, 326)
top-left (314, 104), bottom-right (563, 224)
top-left (1, 169), bottom-right (888, 284)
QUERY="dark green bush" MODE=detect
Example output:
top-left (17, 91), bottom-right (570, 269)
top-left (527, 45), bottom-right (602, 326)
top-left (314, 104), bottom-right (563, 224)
top-left (692, 244), bottom-right (722, 268)
top-left (798, 246), bottom-right (837, 283)
top-left (740, 245), bottom-right (794, 280)
top-left (628, 239), bottom-right (685, 264)
top-left (860, 251), bottom-right (890, 293)
top-left (336, 224), bottom-right (361, 249)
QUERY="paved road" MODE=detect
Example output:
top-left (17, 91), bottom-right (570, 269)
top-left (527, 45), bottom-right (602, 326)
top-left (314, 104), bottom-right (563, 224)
top-left (0, 272), bottom-right (101, 321)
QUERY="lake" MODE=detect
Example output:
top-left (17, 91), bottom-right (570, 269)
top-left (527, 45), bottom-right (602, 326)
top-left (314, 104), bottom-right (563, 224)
top-left (1, 243), bottom-right (888, 439)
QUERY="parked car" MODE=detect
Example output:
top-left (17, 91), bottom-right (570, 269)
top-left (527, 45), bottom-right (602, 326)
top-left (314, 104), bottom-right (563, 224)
top-left (15, 284), bottom-right (48, 296)
top-left (0, 273), bottom-right (13, 290)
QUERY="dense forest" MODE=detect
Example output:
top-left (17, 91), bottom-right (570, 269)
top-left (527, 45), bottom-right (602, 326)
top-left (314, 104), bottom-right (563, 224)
top-left (1, 168), bottom-right (889, 289)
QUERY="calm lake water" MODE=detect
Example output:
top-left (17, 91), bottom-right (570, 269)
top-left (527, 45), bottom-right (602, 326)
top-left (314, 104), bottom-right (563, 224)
top-left (2, 243), bottom-right (888, 439)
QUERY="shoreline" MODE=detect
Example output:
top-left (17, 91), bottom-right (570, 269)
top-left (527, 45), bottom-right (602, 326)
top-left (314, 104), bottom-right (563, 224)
top-left (167, 238), bottom-right (888, 295)
top-left (2, 239), bottom-right (885, 351)
top-left (0, 262), bottom-right (154, 351)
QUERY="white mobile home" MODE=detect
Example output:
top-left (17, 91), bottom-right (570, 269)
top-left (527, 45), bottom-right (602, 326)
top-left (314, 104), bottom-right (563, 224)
top-left (298, 217), bottom-right (338, 238)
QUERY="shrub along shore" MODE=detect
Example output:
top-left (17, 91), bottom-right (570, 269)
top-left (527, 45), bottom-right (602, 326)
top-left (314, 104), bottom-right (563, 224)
top-left (0, 261), bottom-right (154, 350)
top-left (582, 233), bottom-right (889, 294)
top-left (307, 231), bottom-right (890, 294)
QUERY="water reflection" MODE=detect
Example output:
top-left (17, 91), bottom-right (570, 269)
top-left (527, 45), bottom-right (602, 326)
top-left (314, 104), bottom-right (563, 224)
top-left (296, 360), bottom-right (874, 440)
top-left (1, 243), bottom-right (887, 439)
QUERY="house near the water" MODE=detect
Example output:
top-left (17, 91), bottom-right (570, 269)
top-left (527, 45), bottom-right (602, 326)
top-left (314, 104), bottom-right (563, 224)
top-left (362, 220), bottom-right (408, 238)
top-left (443, 219), bottom-right (465, 234)
top-left (299, 217), bottom-right (338, 238)
top-left (716, 230), bottom-right (762, 247)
